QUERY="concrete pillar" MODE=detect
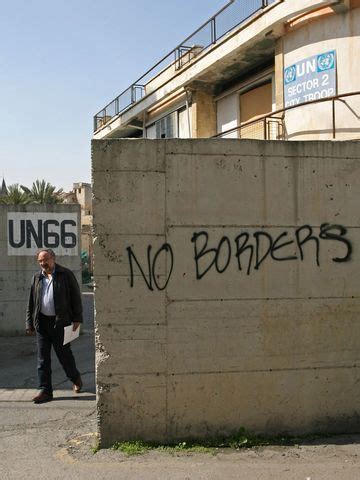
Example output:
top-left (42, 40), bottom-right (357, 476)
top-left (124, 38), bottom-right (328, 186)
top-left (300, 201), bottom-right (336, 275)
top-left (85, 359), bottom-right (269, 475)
top-left (274, 38), bottom-right (284, 110)
top-left (190, 88), bottom-right (217, 138)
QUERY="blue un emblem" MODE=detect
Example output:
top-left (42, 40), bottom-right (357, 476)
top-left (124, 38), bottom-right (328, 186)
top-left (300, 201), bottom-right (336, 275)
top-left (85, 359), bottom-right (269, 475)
top-left (284, 65), bottom-right (296, 84)
top-left (317, 51), bottom-right (335, 72)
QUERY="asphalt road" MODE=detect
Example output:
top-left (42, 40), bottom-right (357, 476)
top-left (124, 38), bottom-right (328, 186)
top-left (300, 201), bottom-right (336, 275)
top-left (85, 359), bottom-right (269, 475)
top-left (1, 292), bottom-right (360, 479)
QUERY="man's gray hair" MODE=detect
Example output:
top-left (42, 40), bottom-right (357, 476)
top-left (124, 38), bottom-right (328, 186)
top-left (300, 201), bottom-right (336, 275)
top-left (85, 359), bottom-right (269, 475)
top-left (36, 248), bottom-right (56, 259)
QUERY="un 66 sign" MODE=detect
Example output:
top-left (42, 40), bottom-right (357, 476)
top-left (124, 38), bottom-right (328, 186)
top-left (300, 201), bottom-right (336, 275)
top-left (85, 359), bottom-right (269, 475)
top-left (7, 212), bottom-right (79, 256)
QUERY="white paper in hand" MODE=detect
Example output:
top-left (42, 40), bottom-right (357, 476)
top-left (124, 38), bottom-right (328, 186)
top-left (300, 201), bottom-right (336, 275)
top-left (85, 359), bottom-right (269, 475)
top-left (63, 324), bottom-right (80, 345)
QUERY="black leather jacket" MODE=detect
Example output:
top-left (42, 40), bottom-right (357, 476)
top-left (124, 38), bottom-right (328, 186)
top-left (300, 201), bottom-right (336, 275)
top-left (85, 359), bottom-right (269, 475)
top-left (26, 263), bottom-right (83, 331)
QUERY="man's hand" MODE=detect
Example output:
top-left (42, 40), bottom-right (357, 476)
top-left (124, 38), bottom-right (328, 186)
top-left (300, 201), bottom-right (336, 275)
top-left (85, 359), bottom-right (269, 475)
top-left (25, 327), bottom-right (35, 336)
top-left (72, 322), bottom-right (81, 332)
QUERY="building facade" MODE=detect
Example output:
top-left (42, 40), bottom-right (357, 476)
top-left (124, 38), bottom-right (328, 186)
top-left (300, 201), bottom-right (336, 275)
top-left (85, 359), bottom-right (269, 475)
top-left (93, 0), bottom-right (360, 142)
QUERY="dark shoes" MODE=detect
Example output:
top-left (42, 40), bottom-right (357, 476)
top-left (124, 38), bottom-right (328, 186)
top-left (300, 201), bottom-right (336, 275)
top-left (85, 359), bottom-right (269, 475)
top-left (32, 391), bottom-right (53, 404)
top-left (32, 376), bottom-right (82, 403)
top-left (73, 375), bottom-right (83, 394)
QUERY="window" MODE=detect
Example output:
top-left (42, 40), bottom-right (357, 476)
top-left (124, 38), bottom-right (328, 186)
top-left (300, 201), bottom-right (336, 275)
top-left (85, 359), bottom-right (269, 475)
top-left (155, 111), bottom-right (177, 138)
top-left (239, 82), bottom-right (273, 140)
top-left (216, 69), bottom-right (275, 139)
top-left (146, 106), bottom-right (191, 139)
top-left (240, 82), bottom-right (272, 124)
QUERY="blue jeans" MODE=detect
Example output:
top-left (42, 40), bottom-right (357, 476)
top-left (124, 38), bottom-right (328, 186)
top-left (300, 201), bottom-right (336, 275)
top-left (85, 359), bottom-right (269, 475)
top-left (36, 313), bottom-right (80, 394)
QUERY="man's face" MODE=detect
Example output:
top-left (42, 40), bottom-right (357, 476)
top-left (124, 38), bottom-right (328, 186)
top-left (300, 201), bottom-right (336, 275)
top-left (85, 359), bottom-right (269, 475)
top-left (37, 251), bottom-right (55, 274)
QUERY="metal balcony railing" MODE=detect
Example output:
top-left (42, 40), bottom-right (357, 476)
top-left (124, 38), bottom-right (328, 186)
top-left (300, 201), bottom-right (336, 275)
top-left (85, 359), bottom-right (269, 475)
top-left (214, 91), bottom-right (360, 140)
top-left (93, 0), bottom-right (278, 132)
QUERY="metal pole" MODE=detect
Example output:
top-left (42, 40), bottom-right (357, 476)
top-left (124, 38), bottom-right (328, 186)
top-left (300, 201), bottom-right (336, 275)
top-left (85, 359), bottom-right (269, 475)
top-left (211, 18), bottom-right (216, 44)
top-left (175, 49), bottom-right (179, 71)
top-left (264, 118), bottom-right (267, 140)
top-left (332, 98), bottom-right (336, 139)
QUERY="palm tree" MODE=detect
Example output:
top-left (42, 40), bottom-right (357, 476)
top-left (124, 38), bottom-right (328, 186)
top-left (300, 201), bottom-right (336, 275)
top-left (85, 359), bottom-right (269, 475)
top-left (0, 184), bottom-right (30, 204)
top-left (21, 179), bottom-right (64, 204)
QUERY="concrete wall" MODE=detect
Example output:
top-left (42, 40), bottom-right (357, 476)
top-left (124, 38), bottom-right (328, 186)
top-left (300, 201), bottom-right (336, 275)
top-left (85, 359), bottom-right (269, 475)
top-left (0, 204), bottom-right (81, 335)
top-left (93, 138), bottom-right (360, 447)
top-left (281, 7), bottom-right (360, 140)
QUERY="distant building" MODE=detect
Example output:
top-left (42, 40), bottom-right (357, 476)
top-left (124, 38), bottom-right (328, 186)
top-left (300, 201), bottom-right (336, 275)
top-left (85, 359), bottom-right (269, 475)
top-left (62, 182), bottom-right (93, 274)
top-left (93, 0), bottom-right (360, 141)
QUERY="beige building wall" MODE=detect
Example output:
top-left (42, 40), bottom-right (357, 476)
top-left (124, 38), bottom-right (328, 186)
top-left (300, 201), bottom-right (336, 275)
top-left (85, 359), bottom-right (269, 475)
top-left (280, 6), bottom-right (360, 140)
top-left (93, 138), bottom-right (360, 447)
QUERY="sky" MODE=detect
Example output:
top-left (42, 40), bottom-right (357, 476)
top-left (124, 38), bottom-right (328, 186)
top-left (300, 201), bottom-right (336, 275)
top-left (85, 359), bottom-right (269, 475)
top-left (0, 0), bottom-right (226, 192)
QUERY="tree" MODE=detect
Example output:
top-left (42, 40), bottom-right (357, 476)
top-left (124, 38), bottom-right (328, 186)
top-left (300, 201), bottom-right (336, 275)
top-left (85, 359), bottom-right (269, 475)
top-left (0, 184), bottom-right (30, 204)
top-left (21, 179), bottom-right (64, 204)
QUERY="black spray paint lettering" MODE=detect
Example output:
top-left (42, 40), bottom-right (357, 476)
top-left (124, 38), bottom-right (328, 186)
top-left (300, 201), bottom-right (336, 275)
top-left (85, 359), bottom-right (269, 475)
top-left (192, 229), bottom-right (299, 279)
top-left (126, 243), bottom-right (174, 291)
top-left (127, 224), bottom-right (352, 290)
top-left (319, 223), bottom-right (352, 262)
top-left (190, 232), bottom-right (231, 280)
top-left (295, 225), bottom-right (320, 266)
top-left (8, 219), bottom-right (77, 249)
top-left (234, 231), bottom-right (298, 275)
top-left (191, 224), bottom-right (352, 280)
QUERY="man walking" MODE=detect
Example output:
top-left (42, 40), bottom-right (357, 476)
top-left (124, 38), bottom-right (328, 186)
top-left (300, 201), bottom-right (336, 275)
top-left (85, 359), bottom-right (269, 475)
top-left (26, 248), bottom-right (83, 404)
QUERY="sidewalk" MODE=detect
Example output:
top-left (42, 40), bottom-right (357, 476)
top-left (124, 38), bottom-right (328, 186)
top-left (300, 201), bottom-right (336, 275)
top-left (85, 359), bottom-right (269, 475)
top-left (0, 327), bottom-right (97, 480)
top-left (1, 293), bottom-right (360, 479)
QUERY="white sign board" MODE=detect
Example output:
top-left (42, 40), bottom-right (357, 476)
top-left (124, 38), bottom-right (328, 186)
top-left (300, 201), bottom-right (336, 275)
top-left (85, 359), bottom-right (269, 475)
top-left (284, 50), bottom-right (337, 107)
top-left (7, 212), bottom-right (78, 256)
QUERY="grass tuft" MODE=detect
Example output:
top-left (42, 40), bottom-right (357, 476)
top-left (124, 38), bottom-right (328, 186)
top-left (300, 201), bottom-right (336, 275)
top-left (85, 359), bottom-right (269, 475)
top-left (107, 428), bottom-right (316, 456)
top-left (157, 441), bottom-right (214, 454)
top-left (112, 440), bottom-right (150, 456)
top-left (91, 437), bottom-right (100, 454)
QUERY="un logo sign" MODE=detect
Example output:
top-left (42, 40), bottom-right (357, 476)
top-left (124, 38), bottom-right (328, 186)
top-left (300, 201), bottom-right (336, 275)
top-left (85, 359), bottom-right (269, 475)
top-left (284, 65), bottom-right (296, 84)
top-left (317, 51), bottom-right (335, 72)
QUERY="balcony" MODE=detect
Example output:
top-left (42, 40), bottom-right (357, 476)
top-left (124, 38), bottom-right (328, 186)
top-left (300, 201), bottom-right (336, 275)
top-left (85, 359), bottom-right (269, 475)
top-left (93, 0), bottom-right (278, 133)
top-left (214, 91), bottom-right (360, 141)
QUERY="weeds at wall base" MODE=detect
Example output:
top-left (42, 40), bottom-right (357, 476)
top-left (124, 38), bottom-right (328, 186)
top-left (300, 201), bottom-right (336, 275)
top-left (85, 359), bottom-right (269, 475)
top-left (91, 438), bottom-right (100, 454)
top-left (111, 440), bottom-right (214, 456)
top-left (103, 428), bottom-right (318, 456)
